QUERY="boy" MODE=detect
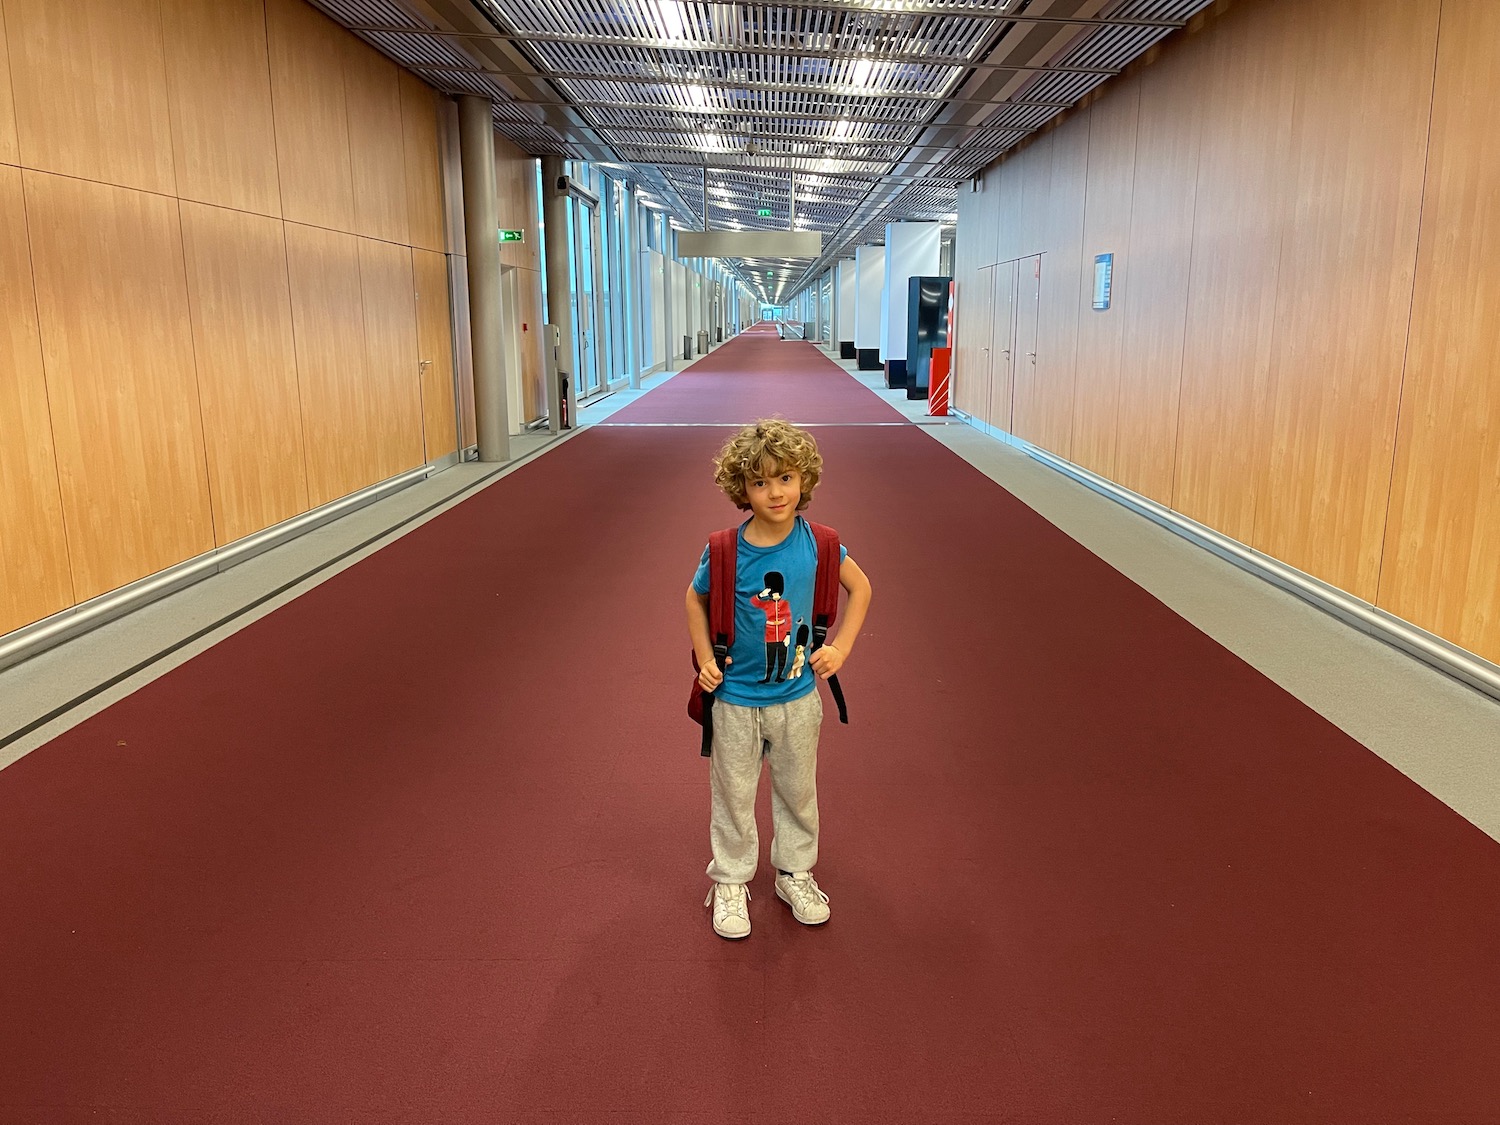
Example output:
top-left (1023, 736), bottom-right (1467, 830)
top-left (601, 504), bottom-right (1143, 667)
top-left (686, 419), bottom-right (873, 939)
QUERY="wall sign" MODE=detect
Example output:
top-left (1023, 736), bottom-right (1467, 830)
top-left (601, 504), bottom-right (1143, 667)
top-left (498, 229), bottom-right (525, 243)
top-left (1093, 253), bottom-right (1114, 310)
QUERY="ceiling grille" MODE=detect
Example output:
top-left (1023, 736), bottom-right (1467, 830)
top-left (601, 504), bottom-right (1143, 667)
top-left (311, 0), bottom-right (1213, 302)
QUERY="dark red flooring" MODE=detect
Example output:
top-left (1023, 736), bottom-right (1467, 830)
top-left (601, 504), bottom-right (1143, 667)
top-left (3, 332), bottom-right (1499, 1123)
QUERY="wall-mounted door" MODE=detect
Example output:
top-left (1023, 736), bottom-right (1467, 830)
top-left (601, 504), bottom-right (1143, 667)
top-left (988, 261), bottom-right (1018, 433)
top-left (1013, 255), bottom-right (1042, 439)
top-left (958, 264), bottom-right (994, 419)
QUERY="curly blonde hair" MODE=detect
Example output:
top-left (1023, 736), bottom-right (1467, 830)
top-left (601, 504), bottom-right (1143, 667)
top-left (713, 418), bottom-right (823, 511)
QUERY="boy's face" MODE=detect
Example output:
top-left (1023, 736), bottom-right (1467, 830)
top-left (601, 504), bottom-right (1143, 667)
top-left (745, 461), bottom-right (802, 529)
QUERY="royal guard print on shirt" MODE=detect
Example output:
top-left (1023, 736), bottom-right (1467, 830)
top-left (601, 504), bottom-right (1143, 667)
top-left (751, 572), bottom-right (793, 683)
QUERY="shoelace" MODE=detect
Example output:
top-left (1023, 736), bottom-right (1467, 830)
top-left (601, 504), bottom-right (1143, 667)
top-left (705, 884), bottom-right (750, 918)
top-left (785, 875), bottom-right (828, 909)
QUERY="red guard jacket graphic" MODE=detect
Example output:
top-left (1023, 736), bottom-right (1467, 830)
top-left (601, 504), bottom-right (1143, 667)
top-left (750, 591), bottom-right (792, 642)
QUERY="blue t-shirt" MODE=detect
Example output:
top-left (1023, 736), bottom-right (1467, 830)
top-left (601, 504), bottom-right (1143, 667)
top-left (692, 516), bottom-right (846, 708)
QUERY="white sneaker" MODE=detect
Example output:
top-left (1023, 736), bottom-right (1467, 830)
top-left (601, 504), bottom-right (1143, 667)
top-left (775, 871), bottom-right (830, 925)
top-left (705, 882), bottom-right (751, 939)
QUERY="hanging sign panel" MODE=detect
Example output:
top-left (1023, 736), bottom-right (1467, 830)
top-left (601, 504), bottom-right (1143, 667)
top-left (1092, 252), bottom-right (1114, 310)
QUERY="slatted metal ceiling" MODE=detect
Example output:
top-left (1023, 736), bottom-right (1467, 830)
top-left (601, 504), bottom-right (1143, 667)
top-left (313, 0), bottom-right (1212, 304)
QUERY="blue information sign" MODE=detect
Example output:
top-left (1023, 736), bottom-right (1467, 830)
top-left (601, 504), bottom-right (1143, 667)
top-left (1093, 253), bottom-right (1114, 310)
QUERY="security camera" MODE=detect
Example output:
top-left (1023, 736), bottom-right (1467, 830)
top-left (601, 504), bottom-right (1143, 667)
top-left (745, 140), bottom-right (762, 157)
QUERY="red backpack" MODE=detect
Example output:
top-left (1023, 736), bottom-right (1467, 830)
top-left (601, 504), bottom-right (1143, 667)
top-left (688, 521), bottom-right (848, 756)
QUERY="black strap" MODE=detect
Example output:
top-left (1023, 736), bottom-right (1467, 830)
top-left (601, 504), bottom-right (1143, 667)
top-left (701, 638), bottom-right (728, 756)
top-left (811, 619), bottom-right (848, 725)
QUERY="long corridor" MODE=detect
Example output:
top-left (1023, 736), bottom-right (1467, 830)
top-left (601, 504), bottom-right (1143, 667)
top-left (4, 330), bottom-right (1500, 1124)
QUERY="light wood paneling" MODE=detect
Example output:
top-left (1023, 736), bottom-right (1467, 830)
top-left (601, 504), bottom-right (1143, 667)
top-left (400, 71), bottom-right (446, 253)
top-left (0, 4), bottom-right (18, 165)
top-left (953, 250), bottom-right (991, 419)
top-left (1173, 0), bottom-right (1296, 544)
top-left (1069, 87), bottom-right (1140, 481)
top-left (285, 222), bottom-right (369, 507)
top-left (357, 237), bottom-right (425, 480)
top-left (987, 262), bottom-right (1017, 431)
top-left (345, 39), bottom-right (409, 245)
top-left (0, 166), bottom-right (71, 633)
top-left (266, 0), bottom-right (355, 233)
top-left (1024, 115), bottom-right (1090, 459)
top-left (7, 0), bottom-right (176, 194)
top-left (1016, 129), bottom-right (1053, 258)
top-left (160, 0), bottom-right (282, 217)
top-left (179, 201), bottom-right (307, 545)
top-left (1379, 0), bottom-right (1500, 664)
top-left (1254, 0), bottom-right (1440, 599)
top-left (992, 156), bottom-right (1026, 266)
top-left (24, 172), bottom-right (212, 602)
top-left (516, 268), bottom-right (547, 425)
top-left (952, 183), bottom-right (994, 420)
top-left (413, 247), bottom-right (458, 459)
top-left (495, 136), bottom-right (540, 271)
top-left (1113, 46), bottom-right (1203, 506)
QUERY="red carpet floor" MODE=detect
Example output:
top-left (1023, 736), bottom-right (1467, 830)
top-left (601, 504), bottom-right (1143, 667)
top-left (3, 331), bottom-right (1500, 1123)
top-left (605, 331), bottom-right (904, 424)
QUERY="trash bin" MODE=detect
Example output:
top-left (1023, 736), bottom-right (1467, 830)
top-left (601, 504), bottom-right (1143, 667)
top-left (683, 334), bottom-right (692, 358)
top-left (697, 329), bottom-right (710, 355)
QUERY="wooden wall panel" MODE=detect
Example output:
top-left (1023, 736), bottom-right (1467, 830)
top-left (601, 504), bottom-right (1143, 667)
top-left (1379, 0), bottom-right (1500, 664)
top-left (1016, 129), bottom-right (1053, 258)
top-left (266, 0), bottom-right (355, 233)
top-left (0, 166), bottom-right (71, 633)
top-left (285, 222), bottom-right (369, 507)
top-left (952, 184), bottom-right (993, 420)
top-left (345, 40), bottom-right (409, 245)
top-left (517, 269), bottom-right (547, 425)
top-left (1254, 0), bottom-right (1440, 599)
top-left (1113, 47), bottom-right (1204, 506)
top-left (6, 0), bottom-right (176, 195)
top-left (179, 202), bottom-right (307, 545)
top-left (1069, 87), bottom-right (1139, 481)
top-left (161, 0), bottom-right (282, 218)
top-left (1174, 0), bottom-right (1296, 544)
top-left (400, 72), bottom-right (446, 253)
top-left (413, 247), bottom-right (458, 459)
top-left (0, 4), bottom-right (18, 165)
top-left (495, 138), bottom-right (540, 272)
top-left (992, 156), bottom-right (1026, 267)
top-left (24, 172), bottom-right (212, 602)
top-left (357, 238), bottom-right (425, 480)
top-left (1026, 115), bottom-right (1090, 459)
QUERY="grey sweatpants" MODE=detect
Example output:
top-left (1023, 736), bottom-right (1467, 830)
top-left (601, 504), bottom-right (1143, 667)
top-left (706, 691), bottom-right (823, 884)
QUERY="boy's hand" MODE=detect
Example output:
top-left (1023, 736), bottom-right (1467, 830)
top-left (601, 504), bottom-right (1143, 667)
top-left (810, 644), bottom-right (844, 679)
top-left (697, 656), bottom-right (730, 692)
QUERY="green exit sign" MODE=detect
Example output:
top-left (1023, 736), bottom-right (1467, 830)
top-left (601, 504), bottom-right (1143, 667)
top-left (757, 208), bottom-right (773, 217)
top-left (498, 229), bottom-right (525, 243)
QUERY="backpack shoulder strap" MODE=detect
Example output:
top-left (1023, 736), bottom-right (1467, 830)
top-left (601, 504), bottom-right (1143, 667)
top-left (804, 521), bottom-right (849, 725)
top-left (806, 521), bottom-right (841, 630)
top-left (707, 527), bottom-right (739, 649)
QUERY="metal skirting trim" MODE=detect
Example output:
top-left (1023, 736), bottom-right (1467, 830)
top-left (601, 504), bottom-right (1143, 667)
top-left (1019, 441), bottom-right (1500, 705)
top-left (0, 466), bottom-right (432, 674)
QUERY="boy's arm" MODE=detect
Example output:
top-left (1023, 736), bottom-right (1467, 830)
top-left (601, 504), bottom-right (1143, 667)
top-left (812, 555), bottom-right (871, 677)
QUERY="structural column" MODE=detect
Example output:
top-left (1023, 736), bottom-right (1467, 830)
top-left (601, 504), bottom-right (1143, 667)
top-left (853, 245), bottom-right (884, 370)
top-left (880, 221), bottom-right (943, 389)
top-left (457, 96), bottom-right (510, 462)
top-left (540, 155), bottom-right (579, 422)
